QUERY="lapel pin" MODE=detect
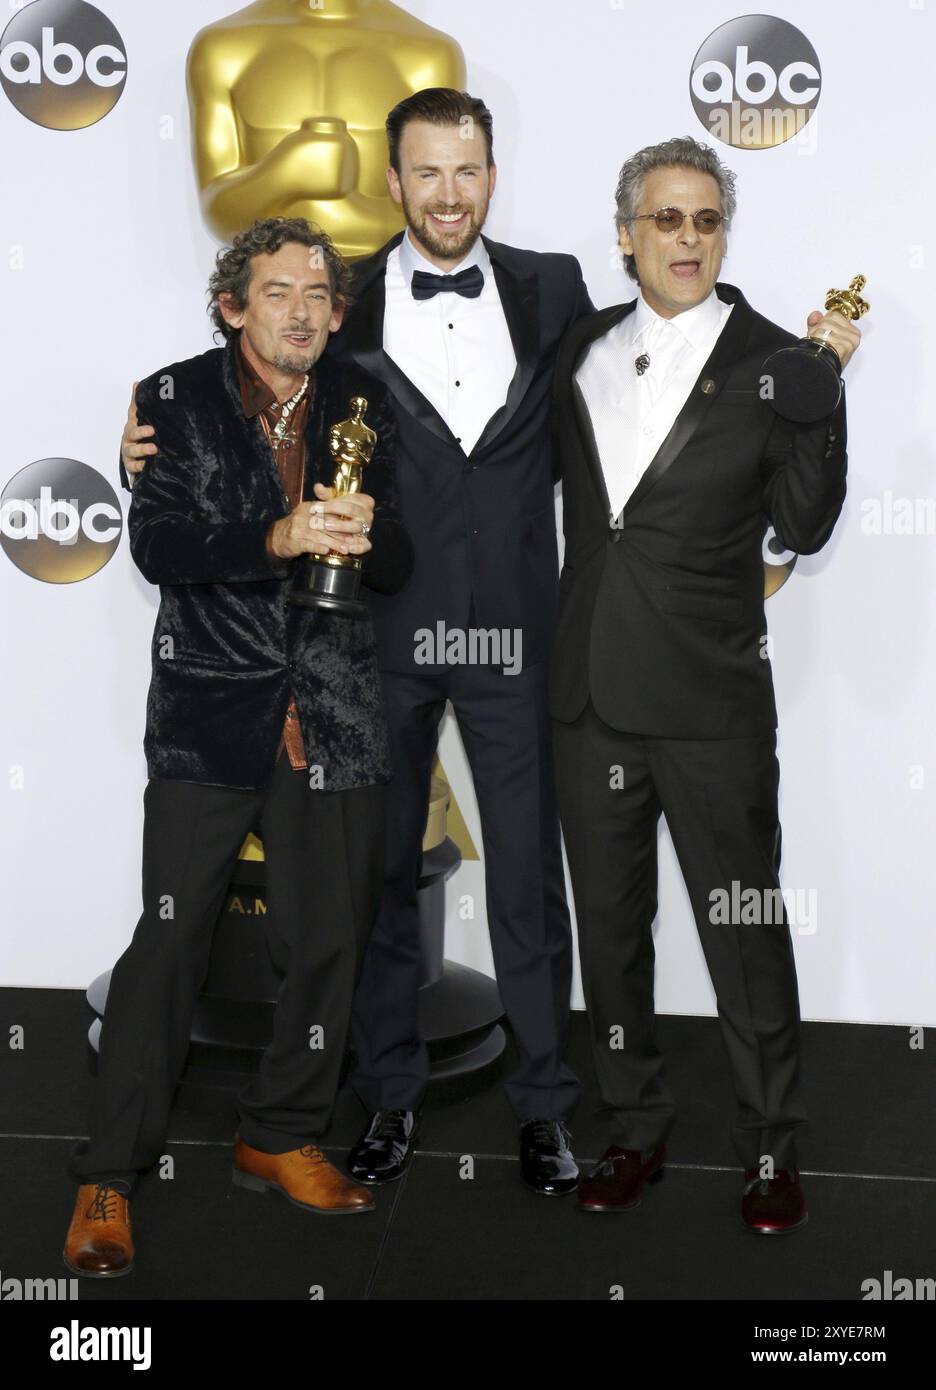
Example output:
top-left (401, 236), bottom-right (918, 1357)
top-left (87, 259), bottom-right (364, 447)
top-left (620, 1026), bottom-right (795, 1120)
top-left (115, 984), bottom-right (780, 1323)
top-left (700, 378), bottom-right (716, 394)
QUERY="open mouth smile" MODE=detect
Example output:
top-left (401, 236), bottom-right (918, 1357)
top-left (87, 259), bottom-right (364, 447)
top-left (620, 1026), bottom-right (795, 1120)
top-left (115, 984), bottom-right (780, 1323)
top-left (427, 210), bottom-right (469, 229)
top-left (669, 260), bottom-right (701, 279)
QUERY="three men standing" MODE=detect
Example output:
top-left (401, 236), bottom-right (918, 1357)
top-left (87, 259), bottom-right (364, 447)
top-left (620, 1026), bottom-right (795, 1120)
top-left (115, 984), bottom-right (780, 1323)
top-left (115, 99), bottom-right (860, 1240)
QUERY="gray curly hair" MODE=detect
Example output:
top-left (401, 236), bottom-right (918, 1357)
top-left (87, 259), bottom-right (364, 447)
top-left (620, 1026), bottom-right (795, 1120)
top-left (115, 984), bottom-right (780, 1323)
top-left (614, 136), bottom-right (737, 283)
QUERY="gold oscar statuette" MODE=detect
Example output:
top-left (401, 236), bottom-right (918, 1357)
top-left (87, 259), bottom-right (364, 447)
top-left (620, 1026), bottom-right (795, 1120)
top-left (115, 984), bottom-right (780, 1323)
top-left (290, 396), bottom-right (376, 616)
top-left (763, 275), bottom-right (869, 424)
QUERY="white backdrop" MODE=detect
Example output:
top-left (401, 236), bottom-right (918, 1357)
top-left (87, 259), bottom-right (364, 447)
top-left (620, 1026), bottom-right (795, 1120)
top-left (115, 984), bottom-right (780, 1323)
top-left (2, 0), bottom-right (934, 1026)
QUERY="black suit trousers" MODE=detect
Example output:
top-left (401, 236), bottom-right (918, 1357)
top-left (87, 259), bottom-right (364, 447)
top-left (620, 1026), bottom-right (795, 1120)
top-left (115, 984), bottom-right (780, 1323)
top-left (348, 658), bottom-right (580, 1120)
top-left (552, 699), bottom-right (807, 1169)
top-left (69, 753), bottom-right (383, 1194)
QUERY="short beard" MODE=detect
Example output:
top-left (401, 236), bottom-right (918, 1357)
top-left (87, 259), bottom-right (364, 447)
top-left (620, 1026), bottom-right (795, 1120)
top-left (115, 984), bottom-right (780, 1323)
top-left (402, 189), bottom-right (488, 263)
top-left (271, 349), bottom-right (317, 376)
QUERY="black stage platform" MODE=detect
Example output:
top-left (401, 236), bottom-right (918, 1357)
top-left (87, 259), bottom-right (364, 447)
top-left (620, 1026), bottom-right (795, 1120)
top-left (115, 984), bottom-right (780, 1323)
top-left (2, 986), bottom-right (934, 1302)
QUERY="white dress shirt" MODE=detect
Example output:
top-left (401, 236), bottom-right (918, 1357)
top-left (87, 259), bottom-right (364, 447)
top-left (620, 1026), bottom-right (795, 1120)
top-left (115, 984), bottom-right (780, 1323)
top-left (383, 229), bottom-right (517, 456)
top-left (575, 288), bottom-right (733, 521)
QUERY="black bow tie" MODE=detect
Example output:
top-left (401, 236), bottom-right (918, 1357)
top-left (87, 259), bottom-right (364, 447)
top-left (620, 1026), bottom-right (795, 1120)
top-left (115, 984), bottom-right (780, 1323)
top-left (411, 265), bottom-right (484, 301)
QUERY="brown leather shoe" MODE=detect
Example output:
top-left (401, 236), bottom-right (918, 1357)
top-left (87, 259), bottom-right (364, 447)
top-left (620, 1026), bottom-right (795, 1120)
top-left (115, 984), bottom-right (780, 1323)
top-left (742, 1168), bottom-right (808, 1234)
top-left (232, 1137), bottom-right (375, 1214)
top-left (577, 1144), bottom-right (666, 1212)
top-left (63, 1182), bottom-right (134, 1278)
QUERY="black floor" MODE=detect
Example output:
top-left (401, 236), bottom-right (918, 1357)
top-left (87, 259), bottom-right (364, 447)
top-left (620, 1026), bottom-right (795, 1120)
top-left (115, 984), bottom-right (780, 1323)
top-left (2, 986), bottom-right (934, 1302)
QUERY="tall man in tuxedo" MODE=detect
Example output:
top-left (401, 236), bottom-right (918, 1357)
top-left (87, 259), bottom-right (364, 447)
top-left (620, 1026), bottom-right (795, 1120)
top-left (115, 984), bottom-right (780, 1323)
top-left (550, 137), bottom-right (860, 1231)
top-left (122, 89), bottom-right (593, 1195)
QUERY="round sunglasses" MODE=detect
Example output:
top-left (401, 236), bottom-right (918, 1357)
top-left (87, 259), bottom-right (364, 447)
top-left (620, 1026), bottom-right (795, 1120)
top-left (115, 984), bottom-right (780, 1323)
top-left (627, 207), bottom-right (725, 235)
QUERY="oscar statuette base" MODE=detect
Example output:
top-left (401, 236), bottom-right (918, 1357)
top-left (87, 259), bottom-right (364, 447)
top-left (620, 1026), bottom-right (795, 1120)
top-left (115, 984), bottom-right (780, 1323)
top-left (289, 554), bottom-right (367, 618)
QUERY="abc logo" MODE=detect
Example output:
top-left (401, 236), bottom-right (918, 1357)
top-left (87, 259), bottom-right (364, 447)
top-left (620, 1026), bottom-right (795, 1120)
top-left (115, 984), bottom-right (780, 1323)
top-left (763, 527), bottom-right (797, 598)
top-left (690, 15), bottom-right (821, 150)
top-left (0, 0), bottom-right (127, 130)
top-left (1, 459), bottom-right (122, 584)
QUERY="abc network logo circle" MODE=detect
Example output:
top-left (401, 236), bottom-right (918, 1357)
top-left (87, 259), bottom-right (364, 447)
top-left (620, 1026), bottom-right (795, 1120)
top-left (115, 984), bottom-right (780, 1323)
top-left (690, 14), bottom-right (821, 150)
top-left (763, 527), bottom-right (797, 598)
top-left (1, 459), bottom-right (122, 583)
top-left (0, 0), bottom-right (127, 130)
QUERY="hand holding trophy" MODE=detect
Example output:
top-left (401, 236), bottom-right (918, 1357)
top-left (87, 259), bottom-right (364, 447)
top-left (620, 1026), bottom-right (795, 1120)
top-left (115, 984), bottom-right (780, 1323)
top-left (763, 275), bottom-right (869, 424)
top-left (290, 396), bottom-right (376, 616)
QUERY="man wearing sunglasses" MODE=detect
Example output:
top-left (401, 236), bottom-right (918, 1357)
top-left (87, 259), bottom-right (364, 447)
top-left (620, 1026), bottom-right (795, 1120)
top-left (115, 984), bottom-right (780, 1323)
top-left (550, 136), bottom-right (860, 1230)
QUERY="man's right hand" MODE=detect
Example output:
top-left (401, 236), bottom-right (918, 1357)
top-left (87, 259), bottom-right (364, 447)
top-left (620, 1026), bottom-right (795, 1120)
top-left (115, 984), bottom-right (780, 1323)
top-left (121, 382), bottom-right (157, 481)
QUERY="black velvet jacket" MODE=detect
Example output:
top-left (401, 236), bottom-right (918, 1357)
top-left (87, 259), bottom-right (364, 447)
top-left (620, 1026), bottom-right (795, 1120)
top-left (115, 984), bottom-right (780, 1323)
top-left (124, 337), bottom-right (413, 790)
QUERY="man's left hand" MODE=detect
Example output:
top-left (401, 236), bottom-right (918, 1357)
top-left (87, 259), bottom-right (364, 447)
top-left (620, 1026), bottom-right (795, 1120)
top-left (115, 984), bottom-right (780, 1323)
top-left (310, 482), bottom-right (375, 555)
top-left (805, 309), bottom-right (861, 369)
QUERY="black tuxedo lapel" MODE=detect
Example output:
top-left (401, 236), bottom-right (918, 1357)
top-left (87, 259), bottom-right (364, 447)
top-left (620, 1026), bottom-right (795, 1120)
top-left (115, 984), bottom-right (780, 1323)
top-left (614, 283), bottom-right (753, 524)
top-left (338, 231), bottom-right (543, 456)
top-left (339, 231), bottom-right (462, 450)
top-left (470, 237), bottom-right (540, 457)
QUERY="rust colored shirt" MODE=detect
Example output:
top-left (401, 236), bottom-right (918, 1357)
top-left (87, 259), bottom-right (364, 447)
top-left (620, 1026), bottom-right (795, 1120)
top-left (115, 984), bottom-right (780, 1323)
top-left (235, 334), bottom-right (312, 771)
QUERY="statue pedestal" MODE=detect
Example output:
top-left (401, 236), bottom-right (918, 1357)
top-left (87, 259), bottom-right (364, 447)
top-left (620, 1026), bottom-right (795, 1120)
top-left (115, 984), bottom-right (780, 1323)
top-left (86, 835), bottom-right (505, 1111)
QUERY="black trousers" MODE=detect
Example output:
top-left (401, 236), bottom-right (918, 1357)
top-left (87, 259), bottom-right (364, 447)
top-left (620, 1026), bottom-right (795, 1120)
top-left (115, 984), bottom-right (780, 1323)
top-left (552, 699), bottom-right (807, 1170)
top-left (348, 659), bottom-right (580, 1120)
top-left (69, 753), bottom-right (384, 1194)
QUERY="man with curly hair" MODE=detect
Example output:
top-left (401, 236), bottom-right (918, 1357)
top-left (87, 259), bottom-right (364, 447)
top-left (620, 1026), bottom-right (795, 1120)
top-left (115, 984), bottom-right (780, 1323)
top-left (64, 217), bottom-right (414, 1278)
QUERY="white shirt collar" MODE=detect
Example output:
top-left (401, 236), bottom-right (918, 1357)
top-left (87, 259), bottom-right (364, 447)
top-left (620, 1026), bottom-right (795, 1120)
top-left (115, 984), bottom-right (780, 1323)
top-left (632, 286), bottom-right (724, 352)
top-left (398, 226), bottom-right (490, 284)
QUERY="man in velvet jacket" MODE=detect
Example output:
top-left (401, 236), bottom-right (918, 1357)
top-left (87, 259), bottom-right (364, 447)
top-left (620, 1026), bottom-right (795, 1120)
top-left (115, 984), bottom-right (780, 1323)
top-left (64, 219), bottom-right (413, 1280)
top-left (550, 138), bottom-right (860, 1232)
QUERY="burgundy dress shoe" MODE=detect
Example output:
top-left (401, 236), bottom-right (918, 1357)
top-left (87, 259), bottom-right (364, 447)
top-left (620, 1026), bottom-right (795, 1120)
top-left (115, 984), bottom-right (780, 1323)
top-left (577, 1144), bottom-right (665, 1212)
top-left (741, 1168), bottom-right (808, 1234)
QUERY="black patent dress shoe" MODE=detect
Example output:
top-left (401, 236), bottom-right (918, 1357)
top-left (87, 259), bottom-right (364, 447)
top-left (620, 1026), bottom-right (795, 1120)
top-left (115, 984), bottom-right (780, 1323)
top-left (519, 1119), bottom-right (579, 1195)
top-left (347, 1109), bottom-right (419, 1185)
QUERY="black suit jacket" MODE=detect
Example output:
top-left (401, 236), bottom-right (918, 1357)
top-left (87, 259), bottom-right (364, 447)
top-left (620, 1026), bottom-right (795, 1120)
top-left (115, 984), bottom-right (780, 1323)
top-left (549, 282), bottom-right (847, 737)
top-left (125, 338), bottom-right (413, 790)
top-left (335, 231), bottom-right (593, 673)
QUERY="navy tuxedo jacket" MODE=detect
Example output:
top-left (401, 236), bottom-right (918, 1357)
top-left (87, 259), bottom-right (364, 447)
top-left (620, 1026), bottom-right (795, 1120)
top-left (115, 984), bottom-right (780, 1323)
top-left (549, 282), bottom-right (848, 737)
top-left (123, 339), bottom-right (413, 790)
top-left (336, 231), bottom-right (593, 673)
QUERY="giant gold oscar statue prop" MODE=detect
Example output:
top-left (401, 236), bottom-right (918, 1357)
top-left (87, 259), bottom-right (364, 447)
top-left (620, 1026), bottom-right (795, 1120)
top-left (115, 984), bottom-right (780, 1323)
top-left (186, 0), bottom-right (466, 258)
